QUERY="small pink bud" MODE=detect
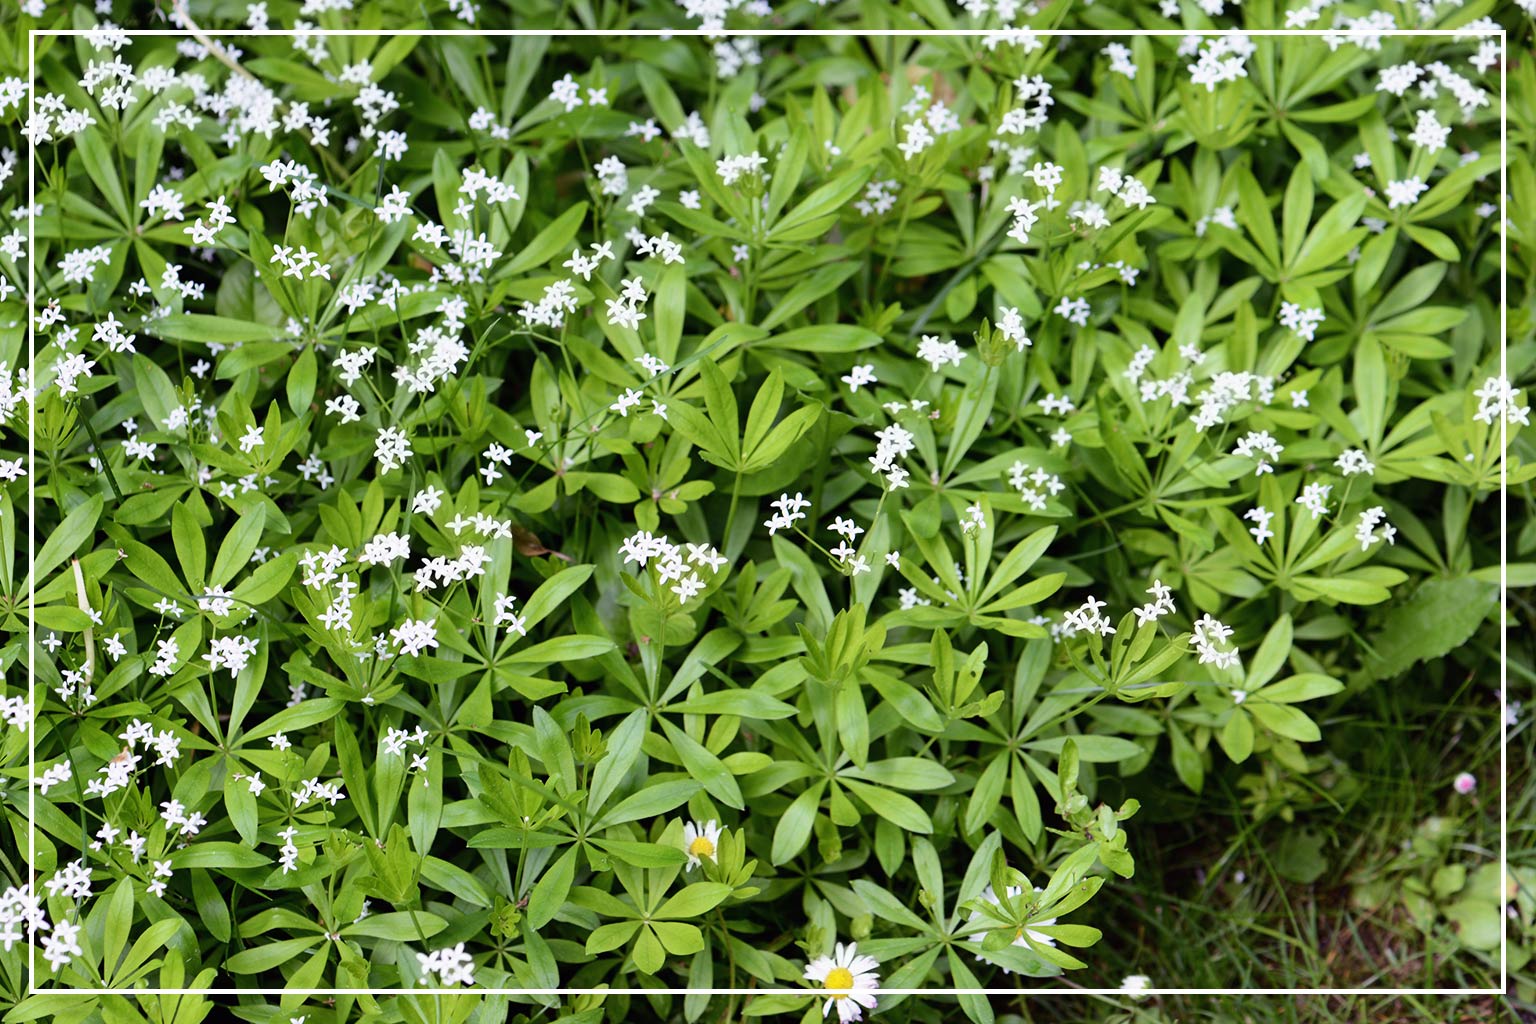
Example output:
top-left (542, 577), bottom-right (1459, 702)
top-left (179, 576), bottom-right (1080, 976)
top-left (1453, 772), bottom-right (1477, 795)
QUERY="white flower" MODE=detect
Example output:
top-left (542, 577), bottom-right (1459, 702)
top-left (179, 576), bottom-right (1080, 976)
top-left (43, 918), bottom-right (82, 972)
top-left (682, 819), bottom-right (722, 869)
top-left (916, 335), bottom-right (965, 371)
top-left (1384, 177), bottom-right (1428, 210)
top-left (390, 618), bottom-right (438, 657)
top-left (416, 941), bottom-right (476, 986)
top-left (1120, 974), bottom-right (1153, 998)
top-left (841, 365), bottom-right (877, 392)
top-left (374, 427), bottom-right (413, 472)
top-left (966, 885), bottom-right (1056, 971)
top-left (804, 941), bottom-right (880, 1022)
top-left (1295, 481), bottom-right (1332, 520)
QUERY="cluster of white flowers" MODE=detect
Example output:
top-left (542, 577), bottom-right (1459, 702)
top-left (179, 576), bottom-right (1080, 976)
top-left (1373, 60), bottom-right (1488, 121)
top-left (1095, 166), bottom-right (1157, 212)
top-left (762, 493), bottom-right (812, 538)
top-left (34, 762), bottom-right (73, 795)
top-left (417, 942), bottom-right (477, 986)
top-left (1385, 177), bottom-right (1428, 210)
top-left (278, 826), bottom-right (301, 874)
top-left (1335, 449), bottom-right (1377, 476)
top-left (1103, 43), bottom-right (1137, 79)
top-left (519, 278), bottom-right (580, 328)
top-left (716, 152), bottom-right (768, 186)
top-left (605, 276), bottom-right (649, 331)
top-left (1473, 376), bottom-right (1531, 426)
top-left (158, 797), bottom-right (206, 838)
top-left (1053, 295), bottom-right (1093, 327)
top-left (1408, 109), bottom-right (1451, 153)
top-left (898, 84), bottom-right (963, 160)
top-left (1183, 32), bottom-right (1254, 91)
top-left (868, 423), bottom-right (916, 491)
top-left (1001, 73), bottom-right (1054, 137)
top-left (1133, 580), bottom-right (1177, 627)
top-left (205, 634), bottom-right (260, 678)
top-left (1189, 371), bottom-right (1280, 432)
top-left (148, 637), bottom-right (182, 678)
top-left (619, 529), bottom-right (728, 601)
top-left (374, 426), bottom-right (413, 473)
top-left (390, 618), bottom-right (440, 657)
top-left (186, 194), bottom-right (236, 246)
top-left (22, 93), bottom-right (98, 145)
top-left (1233, 430), bottom-right (1285, 475)
top-left (1295, 481), bottom-right (1332, 519)
top-left (1355, 506), bottom-right (1398, 551)
top-left (0, 881), bottom-right (44, 954)
top-left (1007, 462), bottom-right (1066, 512)
top-left (996, 305), bottom-right (1032, 350)
top-left (917, 335), bottom-right (965, 372)
top-left (1195, 205), bottom-right (1238, 237)
top-left (1192, 613), bottom-right (1240, 669)
top-left (291, 778), bottom-right (346, 809)
top-left (412, 545), bottom-right (492, 593)
top-left (383, 726), bottom-right (433, 783)
top-left (1064, 595), bottom-right (1117, 637)
top-left (1279, 302), bottom-right (1327, 341)
top-left (854, 178), bottom-right (899, 216)
top-left (1, 691), bottom-right (28, 733)
top-left (1245, 506), bottom-right (1277, 545)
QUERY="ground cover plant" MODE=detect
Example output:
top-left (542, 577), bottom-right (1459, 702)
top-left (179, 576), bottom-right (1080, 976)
top-left (1, 1), bottom-right (1533, 1023)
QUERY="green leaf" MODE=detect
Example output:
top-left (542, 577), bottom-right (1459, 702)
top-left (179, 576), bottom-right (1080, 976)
top-left (1259, 673), bottom-right (1343, 704)
top-left (1247, 702), bottom-right (1322, 743)
top-left (154, 314), bottom-right (293, 345)
top-left (76, 127), bottom-right (133, 225)
top-left (652, 920), bottom-right (706, 955)
top-left (771, 782), bottom-right (824, 865)
top-left (501, 201), bottom-right (589, 276)
top-left (850, 879), bottom-right (930, 931)
top-left (770, 167), bottom-right (871, 242)
top-left (655, 882), bottom-right (733, 919)
top-left (698, 360), bottom-right (742, 466)
top-left (595, 779), bottom-right (701, 828)
top-left (841, 778), bottom-right (933, 833)
top-left (171, 500), bottom-right (207, 590)
top-left (527, 847), bottom-right (577, 929)
top-left (170, 842), bottom-right (271, 870)
top-left (1246, 613), bottom-right (1293, 689)
top-left (585, 920), bottom-right (641, 955)
top-left (209, 506), bottom-right (265, 589)
top-left (224, 936), bottom-right (322, 974)
top-left (1362, 576), bottom-right (1498, 680)
top-left (1218, 710), bottom-right (1254, 763)
top-left (31, 495), bottom-right (102, 585)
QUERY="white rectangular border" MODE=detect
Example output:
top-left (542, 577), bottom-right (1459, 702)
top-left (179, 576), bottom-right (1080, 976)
top-left (29, 23), bottom-right (1505, 1000)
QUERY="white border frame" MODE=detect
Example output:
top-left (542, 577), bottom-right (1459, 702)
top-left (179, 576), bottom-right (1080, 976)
top-left (25, 23), bottom-right (1509, 1002)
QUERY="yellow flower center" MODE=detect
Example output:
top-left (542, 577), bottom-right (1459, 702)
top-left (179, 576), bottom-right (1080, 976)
top-left (824, 966), bottom-right (855, 996)
top-left (688, 835), bottom-right (716, 858)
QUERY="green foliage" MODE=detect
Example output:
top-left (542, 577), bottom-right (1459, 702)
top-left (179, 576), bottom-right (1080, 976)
top-left (2, 2), bottom-right (1529, 1023)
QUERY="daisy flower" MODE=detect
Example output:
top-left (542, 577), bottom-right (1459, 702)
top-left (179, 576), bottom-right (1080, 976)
top-left (804, 941), bottom-right (880, 1022)
top-left (683, 819), bottom-right (722, 869)
top-left (966, 885), bottom-right (1057, 971)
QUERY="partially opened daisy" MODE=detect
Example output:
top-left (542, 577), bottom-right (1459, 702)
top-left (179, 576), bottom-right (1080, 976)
top-left (965, 884), bottom-right (1057, 970)
top-left (804, 941), bottom-right (880, 1022)
top-left (683, 819), bottom-right (722, 869)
